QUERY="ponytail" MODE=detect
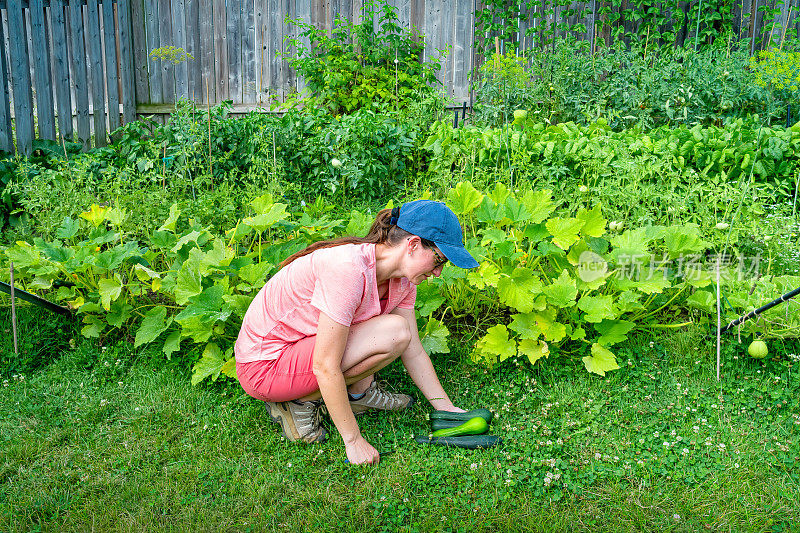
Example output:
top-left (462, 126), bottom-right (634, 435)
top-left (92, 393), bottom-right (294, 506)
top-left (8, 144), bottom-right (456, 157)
top-left (279, 207), bottom-right (414, 268)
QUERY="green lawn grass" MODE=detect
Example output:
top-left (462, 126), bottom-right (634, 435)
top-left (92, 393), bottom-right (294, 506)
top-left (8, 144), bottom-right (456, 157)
top-left (2, 316), bottom-right (800, 532)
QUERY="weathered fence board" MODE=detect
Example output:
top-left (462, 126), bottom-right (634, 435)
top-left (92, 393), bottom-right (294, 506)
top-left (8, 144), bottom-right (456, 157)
top-left (227, 0), bottom-right (242, 104)
top-left (8, 0), bottom-right (34, 155)
top-left (50, 1), bottom-right (72, 142)
top-left (157, 0), bottom-right (173, 104)
top-left (0, 5), bottom-right (12, 152)
top-left (172, 0), bottom-right (187, 101)
top-left (118, 0), bottom-right (136, 123)
top-left (102, 0), bottom-right (120, 133)
top-left (242, 0), bottom-right (255, 103)
top-left (86, 0), bottom-right (107, 146)
top-left (142, 0), bottom-right (160, 103)
top-left (183, 0), bottom-right (200, 101)
top-left (30, 0), bottom-right (56, 141)
top-left (213, 0), bottom-right (228, 101)
top-left (198, 0), bottom-right (214, 103)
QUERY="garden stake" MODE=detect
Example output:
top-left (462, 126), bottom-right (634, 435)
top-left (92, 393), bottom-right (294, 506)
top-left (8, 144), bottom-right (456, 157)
top-left (719, 286), bottom-right (800, 335)
top-left (10, 262), bottom-right (17, 356)
top-left (716, 257), bottom-right (721, 381)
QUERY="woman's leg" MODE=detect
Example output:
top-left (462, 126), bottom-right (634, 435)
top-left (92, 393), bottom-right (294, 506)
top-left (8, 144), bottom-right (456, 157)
top-left (296, 313), bottom-right (411, 401)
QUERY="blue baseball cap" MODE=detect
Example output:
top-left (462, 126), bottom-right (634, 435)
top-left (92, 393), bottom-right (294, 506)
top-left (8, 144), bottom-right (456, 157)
top-left (394, 200), bottom-right (479, 269)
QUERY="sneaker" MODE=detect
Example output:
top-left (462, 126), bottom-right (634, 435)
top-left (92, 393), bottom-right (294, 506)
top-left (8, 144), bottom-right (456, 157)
top-left (349, 379), bottom-right (415, 415)
top-left (265, 400), bottom-right (328, 443)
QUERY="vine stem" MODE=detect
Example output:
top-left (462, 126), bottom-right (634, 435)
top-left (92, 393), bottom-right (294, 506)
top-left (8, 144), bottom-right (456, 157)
top-left (631, 285), bottom-right (688, 322)
top-left (640, 321), bottom-right (694, 329)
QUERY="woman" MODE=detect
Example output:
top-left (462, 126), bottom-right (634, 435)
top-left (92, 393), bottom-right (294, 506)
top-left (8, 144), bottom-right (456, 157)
top-left (235, 200), bottom-right (479, 465)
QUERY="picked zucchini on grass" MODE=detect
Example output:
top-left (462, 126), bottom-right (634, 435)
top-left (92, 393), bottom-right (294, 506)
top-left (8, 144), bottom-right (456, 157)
top-left (429, 408), bottom-right (493, 424)
top-left (431, 416), bottom-right (489, 438)
top-left (414, 434), bottom-right (502, 450)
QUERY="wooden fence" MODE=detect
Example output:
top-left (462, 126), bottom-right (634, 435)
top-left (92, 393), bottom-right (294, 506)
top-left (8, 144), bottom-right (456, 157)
top-left (2, 0), bottom-right (800, 156)
top-left (0, 0), bottom-right (136, 155)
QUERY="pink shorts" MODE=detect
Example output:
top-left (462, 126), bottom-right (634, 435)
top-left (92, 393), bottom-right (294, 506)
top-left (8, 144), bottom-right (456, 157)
top-left (236, 336), bottom-right (319, 402)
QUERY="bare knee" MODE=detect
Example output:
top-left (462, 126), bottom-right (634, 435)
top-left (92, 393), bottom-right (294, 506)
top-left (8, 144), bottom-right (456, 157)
top-left (381, 314), bottom-right (412, 359)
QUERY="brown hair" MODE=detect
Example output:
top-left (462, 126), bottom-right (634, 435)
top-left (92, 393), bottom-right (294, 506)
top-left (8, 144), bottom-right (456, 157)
top-left (280, 208), bottom-right (434, 268)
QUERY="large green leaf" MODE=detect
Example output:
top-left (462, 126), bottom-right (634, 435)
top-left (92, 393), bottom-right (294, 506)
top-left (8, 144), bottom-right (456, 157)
top-left (498, 267), bottom-right (543, 312)
top-left (686, 290), bottom-right (715, 313)
top-left (416, 283), bottom-right (445, 317)
top-left (577, 294), bottom-right (619, 323)
top-left (98, 275), bottom-right (123, 311)
top-left (594, 319), bottom-right (635, 346)
top-left (191, 343), bottom-right (226, 385)
top-left (521, 189), bottom-right (554, 224)
top-left (237, 261), bottom-right (271, 287)
top-left (542, 270), bottom-right (577, 308)
top-left (174, 262), bottom-right (203, 305)
top-left (663, 224), bottom-right (710, 259)
top-left (176, 285), bottom-right (232, 325)
top-left (162, 331), bottom-right (182, 360)
top-left (609, 227), bottom-right (651, 264)
top-left (243, 203), bottom-right (289, 232)
top-left (467, 262), bottom-right (500, 289)
top-left (473, 324), bottom-right (516, 365)
top-left (582, 343), bottom-right (620, 376)
top-left (159, 203), bottom-right (181, 232)
top-left (447, 181), bottom-right (484, 214)
top-left (6, 242), bottom-right (41, 268)
top-left (420, 318), bottom-right (450, 355)
top-left (509, 312), bottom-right (539, 340)
top-left (576, 203), bottom-right (607, 238)
top-left (533, 308), bottom-right (567, 342)
top-left (518, 338), bottom-right (549, 366)
top-left (503, 196), bottom-right (531, 224)
top-left (135, 306), bottom-right (172, 348)
top-left (546, 217), bottom-right (585, 250)
top-left (107, 301), bottom-right (134, 328)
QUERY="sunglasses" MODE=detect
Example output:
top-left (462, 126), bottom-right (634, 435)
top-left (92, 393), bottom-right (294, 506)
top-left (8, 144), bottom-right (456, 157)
top-left (432, 248), bottom-right (448, 268)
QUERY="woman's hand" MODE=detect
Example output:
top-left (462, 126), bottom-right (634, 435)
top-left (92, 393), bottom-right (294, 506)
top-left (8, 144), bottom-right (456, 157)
top-left (345, 435), bottom-right (381, 465)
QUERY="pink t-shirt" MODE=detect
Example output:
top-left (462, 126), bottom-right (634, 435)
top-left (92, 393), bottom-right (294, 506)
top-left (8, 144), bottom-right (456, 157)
top-left (234, 243), bottom-right (417, 363)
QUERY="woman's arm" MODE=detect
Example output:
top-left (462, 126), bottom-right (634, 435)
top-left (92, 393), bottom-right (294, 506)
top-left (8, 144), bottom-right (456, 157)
top-left (390, 307), bottom-right (465, 413)
top-left (313, 311), bottom-right (380, 464)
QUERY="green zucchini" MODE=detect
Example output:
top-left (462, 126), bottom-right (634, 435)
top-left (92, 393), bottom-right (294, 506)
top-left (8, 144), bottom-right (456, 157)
top-left (429, 408), bottom-right (493, 424)
top-left (430, 418), bottom-right (467, 431)
top-left (414, 434), bottom-right (502, 450)
top-left (431, 416), bottom-right (488, 438)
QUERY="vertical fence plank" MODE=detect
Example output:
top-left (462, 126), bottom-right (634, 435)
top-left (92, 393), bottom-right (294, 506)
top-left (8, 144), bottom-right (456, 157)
top-left (130, 0), bottom-right (149, 103)
top-left (69, 0), bottom-right (91, 149)
top-left (243, 0), bottom-right (256, 104)
top-left (214, 0), bottom-right (228, 100)
top-left (157, 0), bottom-right (174, 104)
top-left (0, 8), bottom-right (12, 152)
top-left (102, 0), bottom-right (121, 133)
top-left (199, 0), bottom-right (215, 103)
top-left (281, 0), bottom-right (293, 99)
top-left (227, 0), bottom-right (242, 104)
top-left (51, 0), bottom-right (73, 141)
top-left (294, 0), bottom-right (311, 94)
top-left (7, 0), bottom-right (34, 155)
top-left (143, 0), bottom-right (161, 104)
top-left (118, 0), bottom-right (137, 123)
top-left (172, 0), bottom-right (188, 101)
top-left (185, 0), bottom-right (201, 101)
top-left (86, 0), bottom-right (107, 146)
top-left (256, 0), bottom-right (268, 103)
top-left (453, 0), bottom-right (472, 102)
top-left (30, 0), bottom-right (56, 141)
